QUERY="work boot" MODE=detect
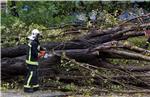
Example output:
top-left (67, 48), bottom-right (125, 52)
top-left (24, 88), bottom-right (34, 93)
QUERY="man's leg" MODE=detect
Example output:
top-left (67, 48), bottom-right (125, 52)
top-left (24, 64), bottom-right (34, 93)
top-left (32, 65), bottom-right (39, 91)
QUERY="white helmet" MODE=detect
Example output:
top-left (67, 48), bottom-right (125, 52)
top-left (28, 29), bottom-right (41, 40)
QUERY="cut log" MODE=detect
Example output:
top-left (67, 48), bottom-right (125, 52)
top-left (1, 55), bottom-right (61, 80)
top-left (94, 48), bottom-right (150, 62)
top-left (118, 31), bottom-right (145, 40)
top-left (93, 40), bottom-right (150, 54)
top-left (83, 26), bottom-right (123, 39)
top-left (2, 23), bottom-right (149, 58)
top-left (2, 50), bottom-right (150, 80)
top-left (1, 48), bottom-right (99, 79)
top-left (1, 42), bottom-right (87, 58)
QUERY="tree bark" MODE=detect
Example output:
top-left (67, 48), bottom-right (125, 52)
top-left (2, 23), bottom-right (149, 58)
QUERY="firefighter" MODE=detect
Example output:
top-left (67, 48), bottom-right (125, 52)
top-left (24, 29), bottom-right (46, 93)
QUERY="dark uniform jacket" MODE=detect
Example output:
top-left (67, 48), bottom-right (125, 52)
top-left (26, 38), bottom-right (42, 65)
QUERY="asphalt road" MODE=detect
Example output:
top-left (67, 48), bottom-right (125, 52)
top-left (1, 90), bottom-right (68, 97)
top-left (1, 89), bottom-right (150, 97)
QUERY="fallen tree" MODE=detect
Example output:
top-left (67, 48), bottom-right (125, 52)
top-left (2, 23), bottom-right (149, 58)
top-left (2, 40), bottom-right (150, 75)
top-left (1, 19), bottom-right (150, 90)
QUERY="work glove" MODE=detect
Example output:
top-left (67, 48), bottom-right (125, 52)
top-left (44, 53), bottom-right (49, 58)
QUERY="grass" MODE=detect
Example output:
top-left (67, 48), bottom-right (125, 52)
top-left (127, 36), bottom-right (150, 50)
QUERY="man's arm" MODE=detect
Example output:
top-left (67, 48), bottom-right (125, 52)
top-left (31, 41), bottom-right (39, 59)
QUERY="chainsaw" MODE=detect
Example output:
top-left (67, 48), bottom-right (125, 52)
top-left (38, 49), bottom-right (54, 59)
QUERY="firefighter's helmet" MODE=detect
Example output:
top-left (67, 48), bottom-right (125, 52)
top-left (28, 29), bottom-right (41, 40)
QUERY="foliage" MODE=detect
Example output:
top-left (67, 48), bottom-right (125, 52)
top-left (4, 1), bottom-right (149, 27)
top-left (127, 36), bottom-right (149, 48)
top-left (1, 1), bottom-right (150, 93)
top-left (6, 1), bottom-right (76, 27)
top-left (61, 83), bottom-right (77, 92)
top-left (2, 1), bottom-right (149, 47)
